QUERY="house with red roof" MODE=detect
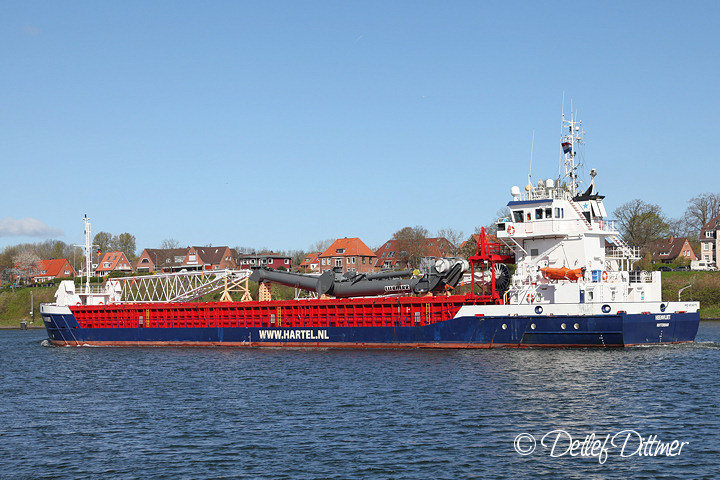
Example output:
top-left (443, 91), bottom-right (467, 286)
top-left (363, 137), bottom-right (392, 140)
top-left (299, 252), bottom-right (322, 273)
top-left (645, 237), bottom-right (697, 264)
top-left (95, 251), bottom-right (134, 276)
top-left (27, 259), bottom-right (76, 283)
top-left (318, 238), bottom-right (377, 274)
top-left (136, 248), bottom-right (190, 273)
top-left (374, 237), bottom-right (454, 270)
top-left (182, 246), bottom-right (236, 271)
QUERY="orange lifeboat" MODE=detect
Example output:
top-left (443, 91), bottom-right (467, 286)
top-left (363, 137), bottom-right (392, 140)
top-left (540, 266), bottom-right (585, 281)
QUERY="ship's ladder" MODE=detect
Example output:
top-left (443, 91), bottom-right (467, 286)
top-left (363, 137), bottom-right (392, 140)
top-left (607, 235), bottom-right (638, 259)
top-left (569, 199), bottom-right (592, 229)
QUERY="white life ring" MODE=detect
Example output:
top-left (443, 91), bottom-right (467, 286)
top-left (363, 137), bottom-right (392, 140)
top-left (602, 271), bottom-right (609, 281)
top-left (507, 225), bottom-right (516, 235)
top-left (526, 293), bottom-right (535, 303)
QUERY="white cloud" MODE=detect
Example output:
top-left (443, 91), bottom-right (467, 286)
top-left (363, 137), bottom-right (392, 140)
top-left (0, 217), bottom-right (63, 237)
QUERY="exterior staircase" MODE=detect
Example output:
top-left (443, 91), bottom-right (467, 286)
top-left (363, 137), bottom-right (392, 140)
top-left (569, 200), bottom-right (592, 229)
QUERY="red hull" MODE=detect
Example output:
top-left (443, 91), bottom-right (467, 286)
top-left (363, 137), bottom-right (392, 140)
top-left (69, 294), bottom-right (497, 330)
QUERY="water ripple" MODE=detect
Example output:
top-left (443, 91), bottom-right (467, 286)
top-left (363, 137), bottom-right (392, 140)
top-left (2, 323), bottom-right (719, 479)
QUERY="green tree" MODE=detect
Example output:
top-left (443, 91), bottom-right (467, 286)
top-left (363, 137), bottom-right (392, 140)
top-left (459, 233), bottom-right (478, 259)
top-left (613, 199), bottom-right (669, 247)
top-left (112, 233), bottom-right (137, 262)
top-left (0, 245), bottom-right (21, 272)
top-left (93, 232), bottom-right (113, 253)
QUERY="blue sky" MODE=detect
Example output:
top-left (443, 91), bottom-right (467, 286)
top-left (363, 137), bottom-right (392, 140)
top-left (2, 1), bottom-right (718, 254)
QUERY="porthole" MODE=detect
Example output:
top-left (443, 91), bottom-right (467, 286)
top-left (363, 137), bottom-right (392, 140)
top-left (561, 323), bottom-right (566, 330)
top-left (535, 306), bottom-right (543, 314)
top-left (602, 304), bottom-right (611, 314)
top-left (573, 323), bottom-right (580, 330)
top-left (501, 323), bottom-right (507, 330)
top-left (530, 323), bottom-right (536, 330)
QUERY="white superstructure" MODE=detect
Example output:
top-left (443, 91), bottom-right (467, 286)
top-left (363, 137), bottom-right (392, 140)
top-left (496, 111), bottom-right (659, 308)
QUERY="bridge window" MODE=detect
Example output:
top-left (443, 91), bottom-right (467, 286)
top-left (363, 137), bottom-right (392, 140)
top-left (513, 211), bottom-right (524, 223)
top-left (535, 208), bottom-right (543, 219)
top-left (555, 207), bottom-right (564, 218)
top-left (545, 208), bottom-right (553, 218)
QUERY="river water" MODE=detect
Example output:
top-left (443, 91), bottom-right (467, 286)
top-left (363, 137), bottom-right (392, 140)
top-left (1, 323), bottom-right (718, 479)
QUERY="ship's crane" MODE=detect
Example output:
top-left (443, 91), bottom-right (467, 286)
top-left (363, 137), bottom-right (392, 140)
top-left (251, 229), bottom-right (514, 301)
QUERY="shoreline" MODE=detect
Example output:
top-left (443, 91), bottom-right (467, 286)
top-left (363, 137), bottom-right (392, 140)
top-left (1, 325), bottom-right (46, 330)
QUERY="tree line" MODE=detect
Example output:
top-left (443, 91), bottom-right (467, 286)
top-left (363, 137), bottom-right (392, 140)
top-left (613, 192), bottom-right (720, 248)
top-left (0, 231), bottom-right (137, 284)
top-left (3, 191), bottom-right (717, 281)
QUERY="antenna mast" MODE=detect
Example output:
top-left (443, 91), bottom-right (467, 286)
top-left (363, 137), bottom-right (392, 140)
top-left (528, 129), bottom-right (535, 190)
top-left (80, 215), bottom-right (95, 295)
top-left (560, 107), bottom-right (584, 196)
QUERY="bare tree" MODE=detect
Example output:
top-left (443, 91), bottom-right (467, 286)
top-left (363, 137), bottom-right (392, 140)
top-left (667, 217), bottom-right (692, 238)
top-left (392, 225), bottom-right (429, 268)
top-left (308, 238), bottom-right (335, 254)
top-left (684, 193), bottom-right (720, 238)
top-left (437, 228), bottom-right (465, 256)
top-left (34, 239), bottom-right (66, 260)
top-left (12, 250), bottom-right (41, 284)
top-left (160, 238), bottom-right (181, 249)
top-left (286, 249), bottom-right (307, 270)
top-left (484, 207), bottom-right (512, 235)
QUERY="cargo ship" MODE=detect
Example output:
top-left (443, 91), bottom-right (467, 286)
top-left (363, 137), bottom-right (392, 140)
top-left (41, 112), bottom-right (700, 348)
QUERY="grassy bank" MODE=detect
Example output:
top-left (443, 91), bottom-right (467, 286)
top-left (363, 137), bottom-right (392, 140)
top-left (661, 271), bottom-right (720, 318)
top-left (0, 286), bottom-right (56, 328)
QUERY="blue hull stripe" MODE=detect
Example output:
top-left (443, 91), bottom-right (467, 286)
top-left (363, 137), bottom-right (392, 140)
top-left (42, 311), bottom-right (700, 347)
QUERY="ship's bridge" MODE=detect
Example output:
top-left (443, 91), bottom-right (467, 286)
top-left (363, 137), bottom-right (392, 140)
top-left (497, 195), bottom-right (617, 238)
